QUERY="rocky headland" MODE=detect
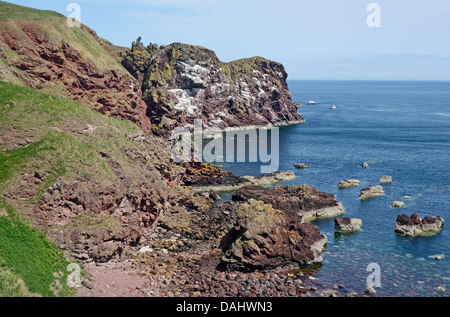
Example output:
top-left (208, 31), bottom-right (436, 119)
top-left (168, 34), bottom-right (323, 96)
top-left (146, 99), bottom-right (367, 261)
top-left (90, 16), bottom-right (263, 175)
top-left (121, 39), bottom-right (304, 136)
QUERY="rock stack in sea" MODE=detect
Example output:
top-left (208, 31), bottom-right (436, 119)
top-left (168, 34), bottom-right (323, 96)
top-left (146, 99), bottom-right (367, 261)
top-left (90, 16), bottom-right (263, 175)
top-left (358, 185), bottom-right (384, 200)
top-left (334, 217), bottom-right (362, 233)
top-left (395, 213), bottom-right (444, 237)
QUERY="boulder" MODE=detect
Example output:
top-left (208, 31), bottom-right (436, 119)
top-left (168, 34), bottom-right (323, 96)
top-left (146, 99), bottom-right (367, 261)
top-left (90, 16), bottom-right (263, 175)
top-left (338, 179), bottom-right (361, 189)
top-left (395, 213), bottom-right (444, 237)
top-left (220, 199), bottom-right (327, 270)
top-left (361, 162), bottom-right (369, 168)
top-left (379, 176), bottom-right (392, 184)
top-left (232, 184), bottom-right (345, 222)
top-left (391, 201), bottom-right (405, 208)
top-left (334, 217), bottom-right (362, 233)
top-left (358, 185), bottom-right (384, 200)
top-left (294, 163), bottom-right (310, 169)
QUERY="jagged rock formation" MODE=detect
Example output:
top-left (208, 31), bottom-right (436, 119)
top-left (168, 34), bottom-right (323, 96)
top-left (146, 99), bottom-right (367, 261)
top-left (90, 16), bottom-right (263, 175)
top-left (122, 39), bottom-right (304, 135)
top-left (232, 184), bottom-right (345, 222)
top-left (395, 213), bottom-right (444, 237)
top-left (220, 199), bottom-right (327, 271)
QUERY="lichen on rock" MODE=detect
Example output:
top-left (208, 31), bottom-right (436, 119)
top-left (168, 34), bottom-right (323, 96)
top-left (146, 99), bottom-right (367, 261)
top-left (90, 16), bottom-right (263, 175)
top-left (220, 199), bottom-right (327, 271)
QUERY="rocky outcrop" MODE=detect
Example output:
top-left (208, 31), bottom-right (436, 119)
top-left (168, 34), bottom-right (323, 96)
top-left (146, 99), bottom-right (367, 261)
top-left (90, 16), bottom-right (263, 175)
top-left (232, 184), bottom-right (345, 222)
top-left (220, 199), bottom-right (327, 271)
top-left (338, 179), bottom-right (361, 189)
top-left (122, 39), bottom-right (304, 136)
top-left (183, 165), bottom-right (296, 192)
top-left (0, 8), bottom-right (151, 132)
top-left (379, 176), bottom-right (392, 184)
top-left (294, 163), bottom-right (310, 169)
top-left (181, 162), bottom-right (250, 192)
top-left (358, 185), bottom-right (384, 200)
top-left (395, 213), bottom-right (444, 237)
top-left (334, 217), bottom-right (362, 233)
top-left (242, 170), bottom-right (295, 186)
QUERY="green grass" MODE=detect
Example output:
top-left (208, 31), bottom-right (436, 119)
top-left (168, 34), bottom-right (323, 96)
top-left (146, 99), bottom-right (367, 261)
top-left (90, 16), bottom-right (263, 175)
top-left (0, 200), bottom-right (73, 297)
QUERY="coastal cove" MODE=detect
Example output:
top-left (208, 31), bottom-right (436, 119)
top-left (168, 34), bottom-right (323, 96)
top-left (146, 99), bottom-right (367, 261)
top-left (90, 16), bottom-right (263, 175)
top-left (216, 80), bottom-right (450, 297)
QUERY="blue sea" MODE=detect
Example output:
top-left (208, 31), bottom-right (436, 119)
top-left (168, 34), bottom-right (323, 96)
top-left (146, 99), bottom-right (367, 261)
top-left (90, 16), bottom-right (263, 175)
top-left (216, 80), bottom-right (450, 297)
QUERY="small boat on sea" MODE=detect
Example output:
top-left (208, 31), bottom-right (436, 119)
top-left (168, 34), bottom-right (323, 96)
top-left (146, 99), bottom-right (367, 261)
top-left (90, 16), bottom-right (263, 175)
top-left (307, 100), bottom-right (316, 105)
top-left (330, 105), bottom-right (336, 109)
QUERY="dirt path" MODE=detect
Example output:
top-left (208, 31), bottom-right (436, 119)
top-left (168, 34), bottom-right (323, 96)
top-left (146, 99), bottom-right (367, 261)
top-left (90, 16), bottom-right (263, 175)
top-left (76, 262), bottom-right (150, 297)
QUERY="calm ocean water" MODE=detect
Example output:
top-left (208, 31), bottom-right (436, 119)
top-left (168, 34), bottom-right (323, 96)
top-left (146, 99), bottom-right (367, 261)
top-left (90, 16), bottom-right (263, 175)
top-left (217, 80), bottom-right (450, 296)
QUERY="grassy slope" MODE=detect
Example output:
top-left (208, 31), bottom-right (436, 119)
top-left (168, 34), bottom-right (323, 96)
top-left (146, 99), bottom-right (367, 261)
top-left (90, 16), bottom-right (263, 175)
top-left (0, 1), bottom-right (130, 96)
top-left (0, 80), bottom-right (171, 296)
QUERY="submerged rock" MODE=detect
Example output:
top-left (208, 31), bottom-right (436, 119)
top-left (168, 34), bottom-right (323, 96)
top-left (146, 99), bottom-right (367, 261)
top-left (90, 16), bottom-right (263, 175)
top-left (232, 184), bottom-right (345, 222)
top-left (379, 176), bottom-right (393, 184)
top-left (358, 185), bottom-right (384, 200)
top-left (338, 179), bottom-right (361, 189)
top-left (395, 213), bottom-right (444, 237)
top-left (220, 199), bottom-right (327, 271)
top-left (334, 217), bottom-right (362, 233)
top-left (294, 163), bottom-right (310, 169)
top-left (392, 201), bottom-right (405, 208)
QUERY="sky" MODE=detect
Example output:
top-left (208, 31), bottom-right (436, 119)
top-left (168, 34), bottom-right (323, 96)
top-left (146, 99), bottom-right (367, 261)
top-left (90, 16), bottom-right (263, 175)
top-left (4, 0), bottom-right (450, 80)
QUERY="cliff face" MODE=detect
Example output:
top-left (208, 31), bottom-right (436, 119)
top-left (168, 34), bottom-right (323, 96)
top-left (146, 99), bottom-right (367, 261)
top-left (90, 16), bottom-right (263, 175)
top-left (0, 2), bottom-right (151, 132)
top-left (122, 40), bottom-right (304, 135)
top-left (0, 1), bottom-right (302, 137)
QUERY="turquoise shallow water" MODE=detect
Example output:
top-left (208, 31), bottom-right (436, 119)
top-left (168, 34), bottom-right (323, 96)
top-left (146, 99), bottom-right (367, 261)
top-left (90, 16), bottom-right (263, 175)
top-left (216, 80), bottom-right (450, 296)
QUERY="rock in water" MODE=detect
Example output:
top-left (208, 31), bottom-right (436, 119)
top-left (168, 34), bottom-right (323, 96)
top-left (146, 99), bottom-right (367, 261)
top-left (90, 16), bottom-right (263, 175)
top-left (220, 199), bottom-right (327, 270)
top-left (392, 201), bottom-right (405, 208)
top-left (232, 184), bottom-right (345, 222)
top-left (379, 176), bottom-right (393, 184)
top-left (358, 185), bottom-right (384, 200)
top-left (361, 162), bottom-right (369, 168)
top-left (395, 213), bottom-right (444, 237)
top-left (294, 163), bottom-right (310, 169)
top-left (334, 217), bottom-right (362, 233)
top-left (338, 179), bottom-right (361, 189)
top-left (365, 286), bottom-right (377, 295)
